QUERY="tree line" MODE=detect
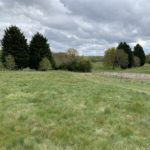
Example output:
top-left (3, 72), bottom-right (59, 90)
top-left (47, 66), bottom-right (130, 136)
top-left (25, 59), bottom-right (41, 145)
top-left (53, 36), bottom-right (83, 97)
top-left (0, 25), bottom-right (148, 72)
top-left (0, 25), bottom-right (91, 72)
top-left (104, 42), bottom-right (146, 69)
top-left (1, 26), bottom-right (55, 71)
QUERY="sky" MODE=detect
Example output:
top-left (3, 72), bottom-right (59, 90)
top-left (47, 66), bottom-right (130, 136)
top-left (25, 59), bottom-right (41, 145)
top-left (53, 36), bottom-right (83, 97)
top-left (0, 0), bottom-right (150, 56)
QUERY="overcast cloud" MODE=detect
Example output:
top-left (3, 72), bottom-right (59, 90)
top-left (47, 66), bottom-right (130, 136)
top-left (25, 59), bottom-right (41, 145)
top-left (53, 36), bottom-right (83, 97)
top-left (0, 0), bottom-right (150, 55)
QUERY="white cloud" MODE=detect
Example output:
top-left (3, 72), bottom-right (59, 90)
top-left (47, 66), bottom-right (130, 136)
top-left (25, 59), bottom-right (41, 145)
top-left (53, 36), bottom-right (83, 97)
top-left (0, 0), bottom-right (150, 55)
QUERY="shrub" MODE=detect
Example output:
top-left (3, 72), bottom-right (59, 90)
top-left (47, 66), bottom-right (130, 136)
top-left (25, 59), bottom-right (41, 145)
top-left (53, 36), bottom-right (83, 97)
top-left (59, 57), bottom-right (91, 72)
top-left (5, 55), bottom-right (16, 70)
top-left (38, 57), bottom-right (52, 71)
top-left (115, 49), bottom-right (129, 69)
top-left (133, 56), bottom-right (140, 67)
top-left (22, 67), bottom-right (34, 71)
top-left (53, 52), bottom-right (70, 69)
top-left (78, 58), bottom-right (92, 72)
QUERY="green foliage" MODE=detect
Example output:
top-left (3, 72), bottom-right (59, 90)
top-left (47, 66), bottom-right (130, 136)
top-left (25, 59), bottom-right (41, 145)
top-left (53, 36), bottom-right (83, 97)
top-left (133, 44), bottom-right (146, 66)
top-left (60, 57), bottom-right (91, 72)
top-left (117, 42), bottom-right (133, 68)
top-left (4, 55), bottom-right (16, 70)
top-left (146, 54), bottom-right (150, 64)
top-left (38, 57), bottom-right (52, 71)
top-left (22, 67), bottom-right (34, 71)
top-left (0, 50), bottom-right (2, 60)
top-left (0, 62), bottom-right (4, 70)
top-left (87, 56), bottom-right (104, 62)
top-left (104, 48), bottom-right (128, 69)
top-left (54, 52), bottom-right (91, 72)
top-left (53, 52), bottom-right (70, 69)
top-left (78, 57), bottom-right (91, 72)
top-left (133, 56), bottom-right (140, 67)
top-left (29, 32), bottom-right (55, 70)
top-left (53, 53), bottom-right (92, 72)
top-left (115, 49), bottom-right (128, 69)
top-left (0, 51), bottom-right (5, 70)
top-left (1, 26), bottom-right (29, 69)
top-left (104, 48), bottom-right (116, 69)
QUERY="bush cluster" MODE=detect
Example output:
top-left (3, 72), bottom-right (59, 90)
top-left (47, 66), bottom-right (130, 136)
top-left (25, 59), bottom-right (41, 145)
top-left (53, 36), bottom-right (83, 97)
top-left (38, 57), bottom-right (52, 71)
top-left (59, 57), bottom-right (91, 72)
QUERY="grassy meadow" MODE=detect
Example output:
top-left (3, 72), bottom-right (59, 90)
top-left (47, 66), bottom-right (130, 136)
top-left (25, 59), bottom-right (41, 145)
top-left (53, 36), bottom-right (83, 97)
top-left (92, 62), bottom-right (150, 74)
top-left (0, 71), bottom-right (150, 150)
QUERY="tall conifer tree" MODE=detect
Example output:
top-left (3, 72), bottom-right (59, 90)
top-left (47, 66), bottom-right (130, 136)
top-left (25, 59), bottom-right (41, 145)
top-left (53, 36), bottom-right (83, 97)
top-left (2, 26), bottom-right (29, 69)
top-left (29, 32), bottom-right (55, 70)
top-left (133, 44), bottom-right (146, 66)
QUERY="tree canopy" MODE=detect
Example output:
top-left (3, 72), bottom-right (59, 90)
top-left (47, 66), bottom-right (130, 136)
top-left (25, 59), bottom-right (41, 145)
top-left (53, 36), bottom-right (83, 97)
top-left (1, 26), bottom-right (29, 69)
top-left (133, 44), bottom-right (146, 66)
top-left (104, 48), bottom-right (128, 69)
top-left (117, 42), bottom-right (133, 68)
top-left (67, 48), bottom-right (79, 58)
top-left (29, 32), bottom-right (55, 70)
top-left (104, 48), bottom-right (116, 69)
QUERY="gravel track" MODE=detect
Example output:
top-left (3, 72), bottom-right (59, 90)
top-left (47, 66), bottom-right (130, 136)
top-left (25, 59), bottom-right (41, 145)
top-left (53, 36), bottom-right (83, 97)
top-left (98, 72), bottom-right (150, 80)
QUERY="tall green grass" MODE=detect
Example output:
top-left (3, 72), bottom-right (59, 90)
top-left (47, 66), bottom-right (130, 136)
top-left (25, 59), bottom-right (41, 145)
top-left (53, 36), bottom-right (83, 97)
top-left (0, 71), bottom-right (150, 150)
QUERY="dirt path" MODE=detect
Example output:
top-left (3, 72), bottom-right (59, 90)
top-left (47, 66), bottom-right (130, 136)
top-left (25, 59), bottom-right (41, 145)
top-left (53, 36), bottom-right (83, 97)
top-left (98, 72), bottom-right (150, 80)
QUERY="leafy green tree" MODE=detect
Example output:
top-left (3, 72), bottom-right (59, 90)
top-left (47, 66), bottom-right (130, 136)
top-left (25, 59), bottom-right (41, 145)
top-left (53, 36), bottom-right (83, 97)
top-left (29, 32), bottom-right (55, 70)
top-left (104, 48), bottom-right (116, 69)
top-left (115, 49), bottom-right (128, 69)
top-left (117, 42), bottom-right (133, 68)
top-left (1, 26), bottom-right (29, 69)
top-left (5, 55), bottom-right (16, 70)
top-left (133, 44), bottom-right (146, 66)
top-left (39, 57), bottom-right (52, 71)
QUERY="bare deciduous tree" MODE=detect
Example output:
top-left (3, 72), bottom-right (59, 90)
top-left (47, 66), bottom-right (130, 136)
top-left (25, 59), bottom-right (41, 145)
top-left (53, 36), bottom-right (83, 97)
top-left (67, 48), bottom-right (79, 58)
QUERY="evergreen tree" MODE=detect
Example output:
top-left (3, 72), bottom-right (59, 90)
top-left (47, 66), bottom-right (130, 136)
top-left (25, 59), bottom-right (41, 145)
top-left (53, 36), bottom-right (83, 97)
top-left (29, 33), bottom-right (55, 70)
top-left (1, 26), bottom-right (29, 69)
top-left (117, 42), bottom-right (133, 68)
top-left (133, 44), bottom-right (146, 66)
